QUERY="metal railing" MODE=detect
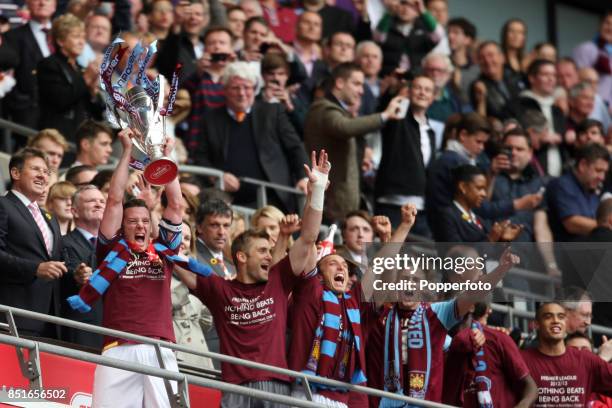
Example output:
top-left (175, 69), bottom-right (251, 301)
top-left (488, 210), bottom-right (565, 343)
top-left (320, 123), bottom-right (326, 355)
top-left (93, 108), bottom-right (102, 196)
top-left (0, 304), bottom-right (455, 408)
top-left (490, 302), bottom-right (612, 338)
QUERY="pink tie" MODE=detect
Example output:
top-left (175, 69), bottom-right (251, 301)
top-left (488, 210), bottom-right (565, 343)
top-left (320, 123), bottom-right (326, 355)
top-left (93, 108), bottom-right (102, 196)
top-left (28, 202), bottom-right (52, 255)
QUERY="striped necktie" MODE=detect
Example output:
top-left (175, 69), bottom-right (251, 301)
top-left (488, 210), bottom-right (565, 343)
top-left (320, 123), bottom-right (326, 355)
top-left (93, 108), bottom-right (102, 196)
top-left (28, 202), bottom-right (52, 255)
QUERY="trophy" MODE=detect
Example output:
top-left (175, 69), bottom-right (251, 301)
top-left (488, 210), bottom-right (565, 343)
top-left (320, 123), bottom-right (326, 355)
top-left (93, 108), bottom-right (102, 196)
top-left (100, 38), bottom-right (181, 186)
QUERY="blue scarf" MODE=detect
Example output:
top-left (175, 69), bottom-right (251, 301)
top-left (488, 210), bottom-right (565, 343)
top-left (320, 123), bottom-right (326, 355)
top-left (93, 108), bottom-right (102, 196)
top-left (471, 321), bottom-right (493, 408)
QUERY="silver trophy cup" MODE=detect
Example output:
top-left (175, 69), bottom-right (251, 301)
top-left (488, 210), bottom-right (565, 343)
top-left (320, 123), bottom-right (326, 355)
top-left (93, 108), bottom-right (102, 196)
top-left (125, 85), bottom-right (178, 186)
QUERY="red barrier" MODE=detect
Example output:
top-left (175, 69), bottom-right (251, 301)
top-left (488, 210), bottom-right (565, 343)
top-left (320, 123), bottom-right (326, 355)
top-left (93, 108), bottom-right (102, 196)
top-left (0, 343), bottom-right (221, 407)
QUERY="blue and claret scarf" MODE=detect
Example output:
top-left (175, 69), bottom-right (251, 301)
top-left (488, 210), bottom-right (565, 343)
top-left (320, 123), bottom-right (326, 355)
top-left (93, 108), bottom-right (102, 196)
top-left (471, 321), bottom-right (493, 408)
top-left (67, 238), bottom-right (212, 313)
top-left (380, 303), bottom-right (431, 408)
top-left (303, 288), bottom-right (367, 390)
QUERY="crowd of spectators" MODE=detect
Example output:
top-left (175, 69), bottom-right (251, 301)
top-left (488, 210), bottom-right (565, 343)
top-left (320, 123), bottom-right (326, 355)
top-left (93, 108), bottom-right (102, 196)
top-left (0, 0), bottom-right (611, 407)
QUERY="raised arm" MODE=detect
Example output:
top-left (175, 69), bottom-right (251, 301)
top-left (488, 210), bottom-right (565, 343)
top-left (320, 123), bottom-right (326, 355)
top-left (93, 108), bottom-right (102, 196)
top-left (288, 150), bottom-right (330, 276)
top-left (456, 247), bottom-right (520, 317)
top-left (161, 138), bottom-right (182, 225)
top-left (99, 129), bottom-right (133, 238)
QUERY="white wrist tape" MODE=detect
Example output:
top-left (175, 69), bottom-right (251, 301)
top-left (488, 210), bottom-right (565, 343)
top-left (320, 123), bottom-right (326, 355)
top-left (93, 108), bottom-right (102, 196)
top-left (310, 167), bottom-right (329, 211)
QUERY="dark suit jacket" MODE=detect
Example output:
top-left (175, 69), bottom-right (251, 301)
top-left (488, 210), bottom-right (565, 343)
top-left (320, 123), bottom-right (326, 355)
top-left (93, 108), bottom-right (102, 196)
top-left (194, 101), bottom-right (308, 212)
top-left (437, 204), bottom-right (489, 243)
top-left (156, 32), bottom-right (198, 86)
top-left (3, 23), bottom-right (44, 127)
top-left (0, 191), bottom-right (63, 337)
top-left (37, 52), bottom-right (103, 141)
top-left (60, 229), bottom-right (102, 349)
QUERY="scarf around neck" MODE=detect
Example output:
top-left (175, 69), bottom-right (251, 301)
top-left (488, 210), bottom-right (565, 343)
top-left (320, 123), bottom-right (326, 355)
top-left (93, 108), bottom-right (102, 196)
top-left (471, 321), bottom-right (493, 408)
top-left (380, 303), bottom-right (431, 407)
top-left (303, 288), bottom-right (367, 390)
top-left (67, 238), bottom-right (213, 313)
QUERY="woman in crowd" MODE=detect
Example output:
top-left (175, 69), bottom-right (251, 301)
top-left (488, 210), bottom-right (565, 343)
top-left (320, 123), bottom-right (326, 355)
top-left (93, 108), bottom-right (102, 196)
top-left (171, 221), bottom-right (214, 369)
top-left (37, 13), bottom-right (103, 141)
top-left (501, 18), bottom-right (528, 74)
top-left (46, 181), bottom-right (77, 235)
top-left (437, 164), bottom-right (522, 242)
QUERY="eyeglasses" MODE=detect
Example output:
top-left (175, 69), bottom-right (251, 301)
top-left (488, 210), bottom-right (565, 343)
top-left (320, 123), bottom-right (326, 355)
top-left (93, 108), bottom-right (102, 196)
top-left (27, 165), bottom-right (51, 176)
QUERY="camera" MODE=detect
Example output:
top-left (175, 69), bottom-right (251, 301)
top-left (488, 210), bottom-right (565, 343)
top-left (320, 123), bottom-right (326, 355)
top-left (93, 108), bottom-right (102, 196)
top-left (259, 42), bottom-right (271, 55)
top-left (499, 147), bottom-right (513, 160)
top-left (210, 53), bottom-right (229, 62)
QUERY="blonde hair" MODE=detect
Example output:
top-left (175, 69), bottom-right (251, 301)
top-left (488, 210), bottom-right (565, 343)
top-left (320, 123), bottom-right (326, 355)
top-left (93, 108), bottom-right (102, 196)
top-left (52, 13), bottom-right (85, 43)
top-left (251, 205), bottom-right (285, 228)
top-left (47, 181), bottom-right (77, 205)
top-left (28, 129), bottom-right (69, 151)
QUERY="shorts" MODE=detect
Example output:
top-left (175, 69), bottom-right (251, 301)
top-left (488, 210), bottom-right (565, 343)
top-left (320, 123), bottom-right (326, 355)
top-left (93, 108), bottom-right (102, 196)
top-left (221, 380), bottom-right (291, 408)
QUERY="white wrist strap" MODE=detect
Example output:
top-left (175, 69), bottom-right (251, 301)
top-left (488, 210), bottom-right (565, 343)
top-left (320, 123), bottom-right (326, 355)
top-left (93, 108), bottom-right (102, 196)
top-left (310, 167), bottom-right (329, 211)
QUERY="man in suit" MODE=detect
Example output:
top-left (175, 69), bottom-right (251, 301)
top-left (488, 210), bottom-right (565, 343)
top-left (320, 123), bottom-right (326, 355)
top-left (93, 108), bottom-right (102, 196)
top-left (0, 148), bottom-right (65, 338)
top-left (3, 0), bottom-right (56, 132)
top-left (194, 198), bottom-right (235, 359)
top-left (194, 61), bottom-right (309, 213)
top-left (60, 185), bottom-right (106, 348)
top-left (304, 62), bottom-right (404, 222)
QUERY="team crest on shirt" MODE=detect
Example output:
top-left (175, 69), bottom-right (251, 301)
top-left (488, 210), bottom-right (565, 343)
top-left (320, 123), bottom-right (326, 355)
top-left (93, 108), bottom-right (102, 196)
top-left (408, 371), bottom-right (426, 398)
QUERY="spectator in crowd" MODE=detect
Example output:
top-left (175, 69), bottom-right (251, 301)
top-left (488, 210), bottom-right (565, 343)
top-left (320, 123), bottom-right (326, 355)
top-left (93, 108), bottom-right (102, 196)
top-left (146, 0), bottom-right (174, 42)
top-left (195, 199), bottom-right (235, 280)
top-left (573, 11), bottom-right (612, 107)
top-left (557, 58), bottom-right (611, 133)
top-left (521, 302), bottom-right (612, 407)
top-left (37, 14), bottom-right (103, 141)
top-left (0, 148), bottom-right (65, 338)
top-left (355, 41), bottom-right (384, 112)
top-left (588, 199), bottom-right (612, 339)
top-left (227, 6), bottom-right (247, 51)
top-left (426, 113), bottom-right (537, 238)
top-left (305, 62), bottom-right (404, 222)
top-left (250, 205), bottom-right (296, 263)
top-left (302, 0), bottom-right (354, 40)
top-left (259, 0), bottom-right (297, 44)
top-left (422, 53), bottom-right (468, 123)
top-left (171, 221), bottom-right (214, 369)
top-left (26, 129), bottom-right (68, 185)
top-left (3, 0), bottom-right (57, 130)
top-left (375, 0), bottom-right (443, 76)
top-left (60, 184), bottom-right (105, 348)
top-left (260, 53), bottom-right (306, 136)
top-left (507, 59), bottom-right (567, 177)
top-left (447, 17), bottom-right (479, 105)
top-left (90, 128), bottom-right (184, 407)
top-left (426, 0), bottom-right (450, 56)
top-left (489, 130), bottom-right (547, 239)
top-left (182, 27), bottom-right (234, 153)
top-left (239, 0), bottom-right (263, 19)
top-left (77, 14), bottom-right (111, 67)
top-left (546, 143), bottom-right (609, 242)
top-left (528, 42), bottom-right (558, 65)
top-left (376, 75), bottom-right (436, 235)
top-left (471, 41), bottom-right (525, 120)
top-left (442, 302), bottom-right (538, 407)
top-left (566, 82), bottom-right (597, 135)
top-left (437, 164), bottom-right (522, 242)
top-left (501, 18), bottom-right (528, 75)
top-left (335, 214), bottom-right (393, 289)
top-left (156, 1), bottom-right (209, 84)
top-left (174, 151), bottom-right (329, 406)
top-left (293, 11), bottom-right (323, 78)
top-left (193, 199), bottom-right (234, 361)
top-left (72, 119), bottom-right (113, 167)
top-left (46, 181), bottom-right (76, 235)
top-left (240, 16), bottom-right (271, 63)
top-left (65, 164), bottom-right (98, 187)
top-left (194, 61), bottom-right (308, 212)
top-left (364, 244), bottom-right (519, 406)
top-left (561, 287), bottom-right (593, 335)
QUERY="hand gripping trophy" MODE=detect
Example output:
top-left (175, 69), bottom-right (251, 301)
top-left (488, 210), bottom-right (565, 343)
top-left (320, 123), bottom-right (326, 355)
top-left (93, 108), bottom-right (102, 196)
top-left (100, 37), bottom-right (181, 185)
